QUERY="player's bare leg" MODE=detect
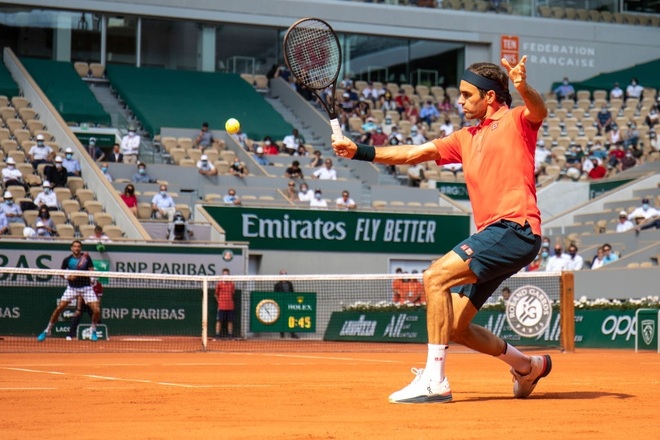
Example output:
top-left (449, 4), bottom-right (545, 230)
top-left (88, 300), bottom-right (101, 341)
top-left (389, 251), bottom-right (474, 404)
top-left (37, 300), bottom-right (71, 341)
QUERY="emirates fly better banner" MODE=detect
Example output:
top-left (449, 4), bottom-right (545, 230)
top-left (204, 206), bottom-right (470, 254)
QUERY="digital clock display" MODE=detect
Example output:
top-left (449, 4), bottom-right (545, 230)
top-left (288, 316), bottom-right (312, 329)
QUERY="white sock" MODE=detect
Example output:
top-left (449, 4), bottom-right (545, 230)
top-left (91, 324), bottom-right (97, 332)
top-left (45, 323), bottom-right (53, 333)
top-left (496, 343), bottom-right (530, 374)
top-left (424, 344), bottom-right (448, 383)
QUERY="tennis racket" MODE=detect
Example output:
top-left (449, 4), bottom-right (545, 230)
top-left (283, 17), bottom-right (343, 140)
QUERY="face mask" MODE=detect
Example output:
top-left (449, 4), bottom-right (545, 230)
top-left (56, 163), bottom-right (62, 169)
top-left (128, 131), bottom-right (135, 136)
top-left (101, 167), bottom-right (107, 173)
top-left (201, 161), bottom-right (208, 166)
top-left (139, 168), bottom-right (145, 174)
top-left (66, 154), bottom-right (72, 159)
top-left (601, 109), bottom-right (607, 113)
top-left (40, 212), bottom-right (48, 217)
top-left (554, 249), bottom-right (562, 256)
top-left (160, 191), bottom-right (167, 197)
top-left (5, 200), bottom-right (12, 205)
top-left (563, 81), bottom-right (569, 85)
top-left (265, 140), bottom-right (271, 145)
top-left (7, 164), bottom-right (14, 169)
top-left (643, 204), bottom-right (649, 210)
top-left (541, 251), bottom-right (549, 258)
top-left (127, 189), bottom-right (134, 195)
top-left (44, 188), bottom-right (50, 194)
top-left (569, 252), bottom-right (577, 258)
top-left (37, 141), bottom-right (44, 147)
top-left (315, 193), bottom-right (322, 200)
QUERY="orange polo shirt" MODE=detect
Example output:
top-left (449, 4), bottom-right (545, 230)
top-left (433, 106), bottom-right (542, 235)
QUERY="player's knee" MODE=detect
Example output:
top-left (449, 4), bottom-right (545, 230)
top-left (423, 265), bottom-right (452, 289)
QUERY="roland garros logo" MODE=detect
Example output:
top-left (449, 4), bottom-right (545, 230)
top-left (506, 285), bottom-right (552, 338)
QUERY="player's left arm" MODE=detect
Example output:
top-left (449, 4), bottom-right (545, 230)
top-left (501, 55), bottom-right (547, 125)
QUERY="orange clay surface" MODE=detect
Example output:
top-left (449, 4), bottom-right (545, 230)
top-left (1, 348), bottom-right (658, 440)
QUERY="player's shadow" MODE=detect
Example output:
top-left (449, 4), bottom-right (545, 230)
top-left (459, 390), bottom-right (634, 402)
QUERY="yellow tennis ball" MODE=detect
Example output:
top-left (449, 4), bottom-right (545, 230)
top-left (225, 118), bottom-right (240, 134)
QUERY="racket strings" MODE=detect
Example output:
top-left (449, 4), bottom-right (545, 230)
top-left (285, 24), bottom-right (340, 90)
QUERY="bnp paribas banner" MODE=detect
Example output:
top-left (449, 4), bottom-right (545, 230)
top-left (204, 206), bottom-right (470, 254)
top-left (0, 240), bottom-right (247, 277)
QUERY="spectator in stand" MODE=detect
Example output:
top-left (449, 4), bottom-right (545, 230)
top-left (33, 180), bottom-right (58, 211)
top-left (282, 128), bottom-right (305, 155)
top-left (335, 190), bottom-right (357, 210)
top-left (62, 148), bottom-right (81, 177)
top-left (86, 225), bottom-right (111, 243)
top-left (131, 162), bottom-right (157, 183)
top-left (625, 77), bottom-right (644, 101)
top-left (260, 136), bottom-right (279, 155)
top-left (525, 253), bottom-right (542, 272)
top-left (228, 157), bottom-right (248, 178)
top-left (36, 207), bottom-right (57, 236)
top-left (646, 108), bottom-right (659, 130)
top-left (545, 242), bottom-right (570, 271)
top-left (361, 116), bottom-right (378, 134)
top-left (534, 140), bottom-right (551, 182)
top-left (619, 150), bottom-right (638, 172)
top-left (649, 131), bottom-right (659, 152)
top-left (628, 197), bottom-right (659, 221)
top-left (223, 188), bottom-right (241, 205)
top-left (590, 246), bottom-right (606, 269)
top-left (295, 144), bottom-right (309, 158)
top-left (601, 243), bottom-right (619, 266)
top-left (357, 98), bottom-right (373, 123)
top-left (391, 268), bottom-right (407, 304)
top-left (285, 180), bottom-right (298, 202)
top-left (410, 125), bottom-right (427, 145)
top-left (438, 95), bottom-right (453, 117)
top-left (407, 270), bottom-right (426, 305)
top-left (312, 159), bottom-right (337, 180)
top-left (120, 184), bottom-right (138, 216)
top-left (107, 143), bottom-right (123, 163)
top-left (195, 122), bottom-right (214, 149)
top-left (371, 126), bottom-right (389, 146)
top-left (382, 115), bottom-right (396, 136)
top-left (44, 156), bottom-right (67, 188)
top-left (439, 117), bottom-right (455, 137)
top-left (404, 101), bottom-right (419, 126)
top-left (623, 121), bottom-right (640, 149)
top-left (33, 220), bottom-right (53, 238)
top-left (0, 210), bottom-right (7, 235)
top-left (297, 182), bottom-right (314, 203)
top-left (120, 126), bottom-right (140, 164)
top-left (309, 189), bottom-right (328, 209)
top-left (197, 154), bottom-right (218, 176)
top-left (86, 137), bottom-right (105, 162)
top-left (253, 146), bottom-right (271, 166)
top-left (1, 191), bottom-right (24, 225)
top-left (565, 243), bottom-right (584, 271)
top-left (100, 162), bottom-right (112, 182)
top-left (388, 126), bottom-right (404, 144)
top-left (2, 157), bottom-right (24, 188)
top-left (231, 128), bottom-right (249, 152)
top-left (596, 104), bottom-right (613, 135)
top-left (28, 134), bottom-right (54, 170)
top-left (419, 99), bottom-right (441, 127)
top-left (394, 89), bottom-right (411, 118)
top-left (634, 214), bottom-right (660, 233)
top-left (407, 163), bottom-right (426, 187)
top-left (284, 160), bottom-right (304, 179)
top-left (587, 158), bottom-right (607, 180)
top-left (616, 210), bottom-right (635, 233)
top-left (553, 77), bottom-right (575, 101)
top-left (167, 211), bottom-right (194, 241)
top-left (309, 150), bottom-right (323, 168)
top-left (610, 82), bottom-right (624, 101)
top-left (151, 184), bottom-right (176, 221)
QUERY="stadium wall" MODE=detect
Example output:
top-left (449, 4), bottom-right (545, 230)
top-left (10, 0), bottom-right (660, 92)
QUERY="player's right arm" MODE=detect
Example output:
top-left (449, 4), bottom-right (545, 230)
top-left (332, 136), bottom-right (439, 165)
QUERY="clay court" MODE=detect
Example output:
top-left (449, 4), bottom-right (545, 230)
top-left (1, 345), bottom-right (658, 439)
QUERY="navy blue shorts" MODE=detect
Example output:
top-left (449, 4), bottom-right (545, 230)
top-left (216, 310), bottom-right (234, 322)
top-left (452, 220), bottom-right (541, 309)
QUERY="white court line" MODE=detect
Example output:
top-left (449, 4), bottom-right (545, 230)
top-left (84, 374), bottom-right (152, 383)
top-left (157, 382), bottom-right (215, 388)
top-left (0, 387), bottom-right (58, 390)
top-left (3, 367), bottom-right (65, 375)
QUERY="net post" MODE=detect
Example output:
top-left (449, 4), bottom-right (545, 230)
top-left (560, 271), bottom-right (575, 353)
top-left (202, 278), bottom-right (208, 351)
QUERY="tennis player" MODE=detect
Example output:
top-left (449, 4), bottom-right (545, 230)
top-left (332, 56), bottom-right (551, 403)
top-left (37, 240), bottom-right (101, 342)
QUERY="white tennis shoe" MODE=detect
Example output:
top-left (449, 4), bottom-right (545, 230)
top-left (511, 354), bottom-right (552, 398)
top-left (388, 368), bottom-right (452, 404)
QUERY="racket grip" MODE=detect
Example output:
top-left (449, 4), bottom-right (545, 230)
top-left (330, 118), bottom-right (343, 140)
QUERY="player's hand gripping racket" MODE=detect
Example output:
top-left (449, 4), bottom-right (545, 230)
top-left (283, 17), bottom-right (343, 140)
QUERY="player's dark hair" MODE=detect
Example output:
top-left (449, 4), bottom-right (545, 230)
top-left (467, 62), bottom-right (512, 106)
top-left (72, 240), bottom-right (82, 247)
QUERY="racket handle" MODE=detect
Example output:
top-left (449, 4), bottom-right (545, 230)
top-left (330, 118), bottom-right (343, 140)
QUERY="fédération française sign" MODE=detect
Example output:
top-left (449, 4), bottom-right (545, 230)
top-left (204, 206), bottom-right (469, 254)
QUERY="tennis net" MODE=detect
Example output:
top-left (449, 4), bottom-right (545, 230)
top-left (0, 267), bottom-right (574, 353)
